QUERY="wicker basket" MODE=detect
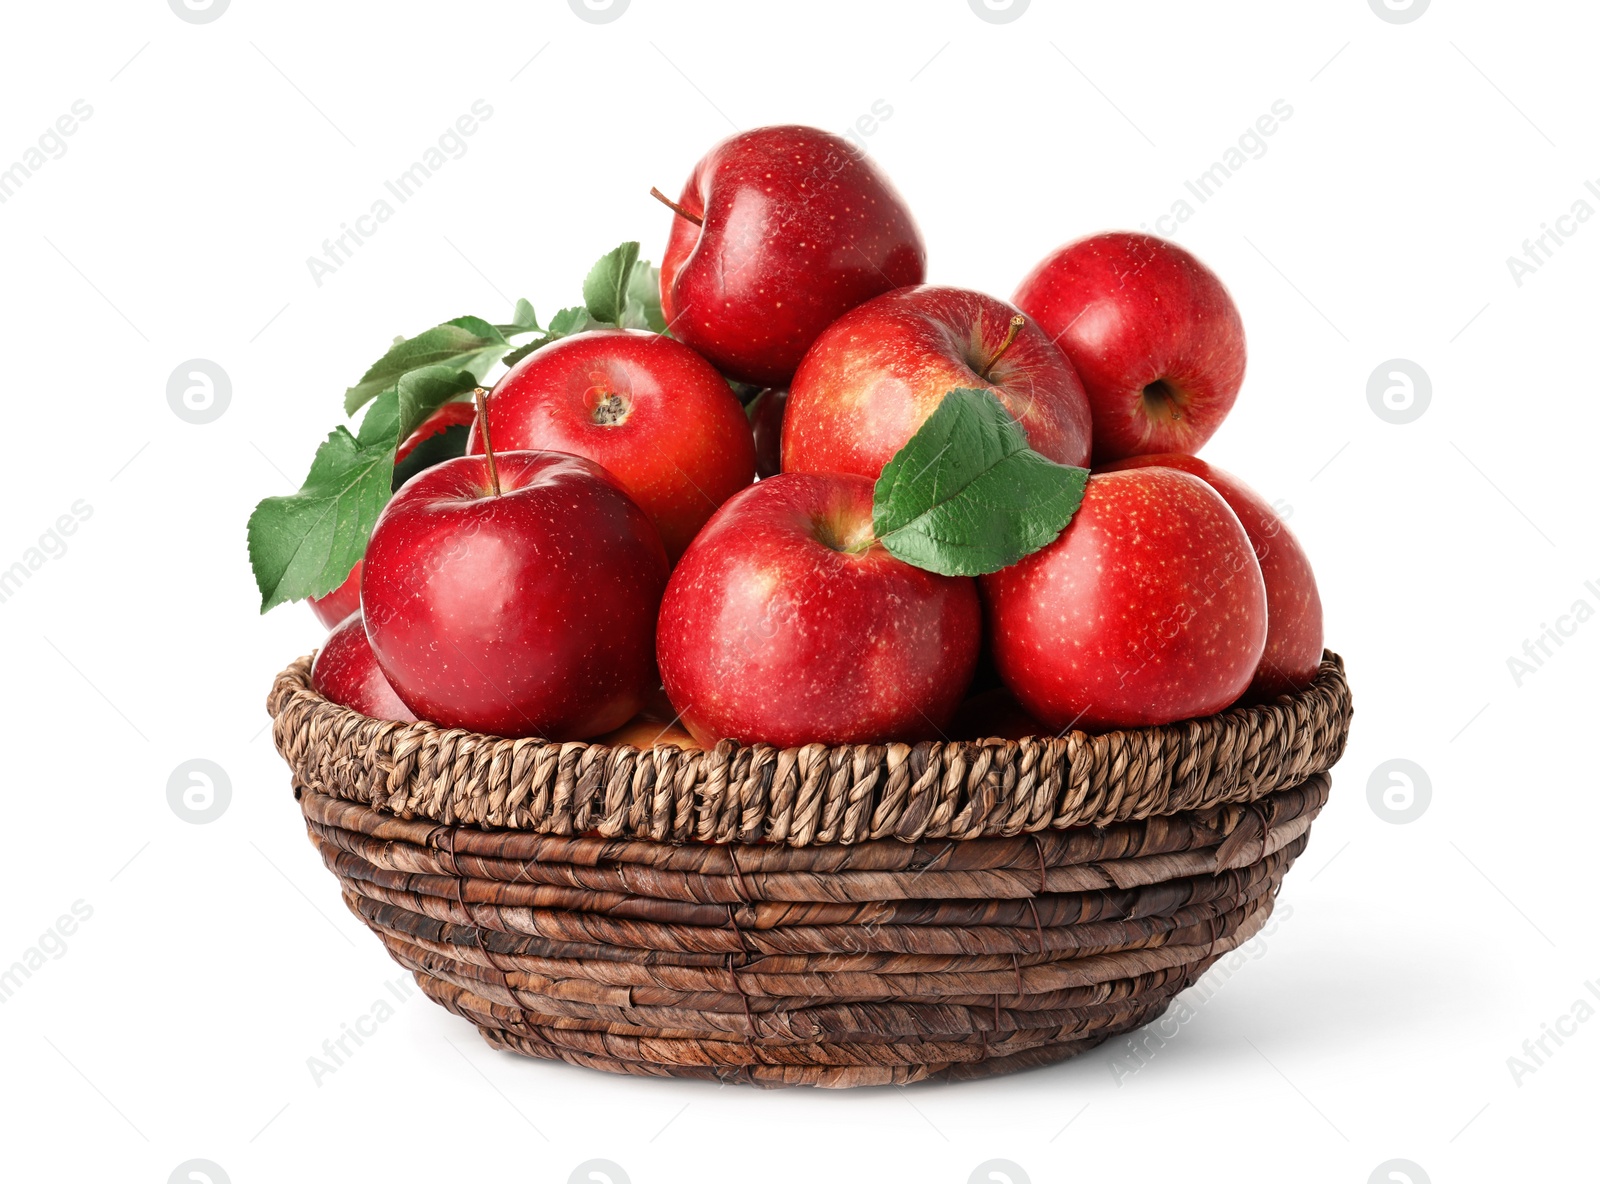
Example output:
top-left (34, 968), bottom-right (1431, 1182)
top-left (267, 651), bottom-right (1352, 1087)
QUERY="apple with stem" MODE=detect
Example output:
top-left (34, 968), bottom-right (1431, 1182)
top-left (468, 329), bottom-right (754, 560)
top-left (981, 467), bottom-right (1267, 731)
top-left (655, 124), bottom-right (926, 388)
top-left (657, 471), bottom-right (980, 746)
top-left (782, 286), bottom-right (1093, 479)
top-left (1099, 453), bottom-right (1322, 697)
top-left (311, 612), bottom-right (416, 721)
top-left (362, 393), bottom-right (669, 739)
top-left (1013, 232), bottom-right (1245, 462)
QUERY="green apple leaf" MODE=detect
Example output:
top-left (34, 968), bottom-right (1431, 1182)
top-left (343, 315), bottom-right (510, 416)
top-left (548, 305), bottom-right (594, 337)
top-left (505, 298), bottom-right (538, 333)
top-left (623, 257), bottom-right (666, 332)
top-left (497, 341), bottom-right (539, 370)
top-left (249, 245), bottom-right (683, 614)
top-left (499, 305), bottom-right (599, 368)
top-left (355, 386), bottom-right (401, 450)
top-left (246, 420), bottom-right (398, 613)
top-left (872, 388), bottom-right (1089, 577)
top-left (247, 366), bottom-right (483, 613)
top-left (583, 241), bottom-right (641, 327)
top-left (390, 365), bottom-right (481, 444)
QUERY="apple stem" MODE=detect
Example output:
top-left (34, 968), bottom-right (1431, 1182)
top-left (474, 388), bottom-right (502, 497)
top-left (650, 186), bottom-right (703, 226)
top-left (978, 315), bottom-right (1027, 379)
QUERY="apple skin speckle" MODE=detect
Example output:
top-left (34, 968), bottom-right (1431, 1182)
top-left (980, 468), bottom-right (1267, 731)
top-left (657, 472), bottom-right (980, 747)
top-left (311, 612), bottom-right (416, 721)
top-left (657, 124), bottom-right (926, 388)
top-left (1099, 452), bottom-right (1322, 698)
top-left (465, 329), bottom-right (754, 561)
top-left (1014, 231), bottom-right (1246, 463)
top-left (362, 452), bottom-right (669, 741)
top-left (783, 285), bottom-right (1094, 481)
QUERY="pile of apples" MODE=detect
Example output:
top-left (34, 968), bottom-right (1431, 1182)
top-left (308, 124), bottom-right (1322, 748)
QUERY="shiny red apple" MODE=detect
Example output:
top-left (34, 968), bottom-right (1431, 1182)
top-left (1013, 232), bottom-right (1245, 462)
top-left (1099, 453), bottom-right (1322, 697)
top-left (467, 329), bottom-right (753, 559)
top-left (311, 612), bottom-right (416, 721)
top-left (782, 286), bottom-right (1093, 479)
top-left (981, 467), bottom-right (1267, 731)
top-left (362, 450), bottom-right (669, 739)
top-left (658, 124), bottom-right (926, 387)
top-left (308, 401), bottom-right (479, 628)
top-left (657, 472), bottom-right (980, 747)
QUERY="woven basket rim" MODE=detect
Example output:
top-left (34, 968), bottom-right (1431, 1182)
top-left (268, 650), bottom-right (1350, 847)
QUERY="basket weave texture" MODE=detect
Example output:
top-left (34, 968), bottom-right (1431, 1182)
top-left (269, 652), bottom-right (1351, 1087)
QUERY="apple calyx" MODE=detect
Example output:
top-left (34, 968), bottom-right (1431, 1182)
top-left (650, 186), bottom-right (703, 227)
top-left (474, 388), bottom-right (502, 496)
top-left (592, 392), bottom-right (629, 425)
top-left (976, 315), bottom-right (1027, 381)
top-left (1142, 378), bottom-right (1184, 422)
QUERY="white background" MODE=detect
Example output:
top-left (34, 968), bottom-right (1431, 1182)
top-left (0, 1), bottom-right (1593, 1181)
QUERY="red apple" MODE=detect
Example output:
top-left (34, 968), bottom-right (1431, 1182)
top-left (308, 564), bottom-right (362, 629)
top-left (311, 612), bottom-right (416, 721)
top-left (747, 387), bottom-right (787, 479)
top-left (307, 401), bottom-right (480, 628)
top-left (657, 472), bottom-right (980, 747)
top-left (1099, 453), bottom-right (1322, 697)
top-left (782, 286), bottom-right (1093, 480)
top-left (1013, 232), bottom-right (1245, 462)
top-left (658, 124), bottom-right (926, 387)
top-left (362, 450), bottom-right (669, 739)
top-left (467, 329), bottom-right (753, 559)
top-left (981, 468), bottom-right (1267, 731)
top-left (394, 402), bottom-right (479, 464)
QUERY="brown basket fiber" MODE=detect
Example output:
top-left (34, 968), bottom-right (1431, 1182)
top-left (268, 652), bottom-right (1352, 1087)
